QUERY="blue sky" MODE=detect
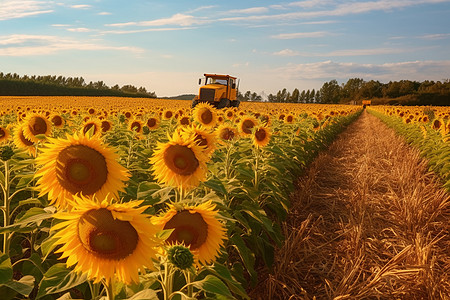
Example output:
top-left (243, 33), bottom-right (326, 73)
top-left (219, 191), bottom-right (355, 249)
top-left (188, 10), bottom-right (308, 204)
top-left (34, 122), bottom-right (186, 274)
top-left (1, 0), bottom-right (450, 97)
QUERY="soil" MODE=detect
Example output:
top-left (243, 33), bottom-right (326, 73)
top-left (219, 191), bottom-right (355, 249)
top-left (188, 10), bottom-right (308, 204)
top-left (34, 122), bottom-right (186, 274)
top-left (250, 110), bottom-right (450, 299)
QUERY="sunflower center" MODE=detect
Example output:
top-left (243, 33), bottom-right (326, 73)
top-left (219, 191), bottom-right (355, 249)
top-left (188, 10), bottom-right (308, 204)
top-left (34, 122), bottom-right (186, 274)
top-left (164, 145), bottom-right (199, 176)
top-left (194, 134), bottom-right (208, 147)
top-left (51, 115), bottom-right (63, 126)
top-left (242, 120), bottom-right (255, 134)
top-left (131, 122), bottom-right (141, 132)
top-left (29, 116), bottom-right (48, 135)
top-left (101, 121), bottom-right (111, 132)
top-left (164, 210), bottom-right (208, 250)
top-left (147, 118), bottom-right (157, 128)
top-left (56, 145), bottom-right (108, 195)
top-left (180, 117), bottom-right (190, 125)
top-left (19, 129), bottom-right (34, 146)
top-left (200, 109), bottom-right (213, 125)
top-left (220, 128), bottom-right (234, 141)
top-left (78, 208), bottom-right (139, 260)
top-left (255, 128), bottom-right (267, 141)
top-left (83, 123), bottom-right (97, 135)
top-left (0, 128), bottom-right (5, 138)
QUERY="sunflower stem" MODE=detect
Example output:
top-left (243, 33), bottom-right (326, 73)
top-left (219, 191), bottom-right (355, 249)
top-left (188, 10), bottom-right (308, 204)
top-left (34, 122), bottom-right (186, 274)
top-left (253, 146), bottom-right (260, 191)
top-left (2, 160), bottom-right (11, 255)
top-left (185, 270), bottom-right (194, 298)
top-left (105, 278), bottom-right (115, 300)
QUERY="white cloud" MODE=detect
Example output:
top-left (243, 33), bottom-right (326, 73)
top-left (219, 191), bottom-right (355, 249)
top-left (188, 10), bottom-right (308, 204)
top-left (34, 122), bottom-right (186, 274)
top-left (272, 31), bottom-right (329, 39)
top-left (67, 27), bottom-right (92, 33)
top-left (419, 33), bottom-right (450, 40)
top-left (106, 13), bottom-right (209, 28)
top-left (275, 60), bottom-right (450, 82)
top-left (70, 4), bottom-right (92, 9)
top-left (186, 5), bottom-right (217, 13)
top-left (220, 0), bottom-right (450, 22)
top-left (273, 49), bottom-right (301, 56)
top-left (0, 0), bottom-right (53, 21)
top-left (102, 27), bottom-right (196, 35)
top-left (0, 34), bottom-right (144, 56)
top-left (98, 12), bottom-right (112, 16)
top-left (227, 7), bottom-right (269, 14)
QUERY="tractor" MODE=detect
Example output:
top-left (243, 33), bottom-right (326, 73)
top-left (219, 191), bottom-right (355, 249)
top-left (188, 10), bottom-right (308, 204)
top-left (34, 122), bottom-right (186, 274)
top-left (192, 74), bottom-right (240, 109)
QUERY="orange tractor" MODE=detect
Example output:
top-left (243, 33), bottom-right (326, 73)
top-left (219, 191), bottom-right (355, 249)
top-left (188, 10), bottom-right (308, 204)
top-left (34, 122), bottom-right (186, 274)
top-left (192, 74), bottom-right (240, 109)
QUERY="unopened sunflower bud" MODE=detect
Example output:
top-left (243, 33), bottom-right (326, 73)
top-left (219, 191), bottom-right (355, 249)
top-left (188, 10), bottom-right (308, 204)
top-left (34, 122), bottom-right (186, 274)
top-left (167, 244), bottom-right (194, 270)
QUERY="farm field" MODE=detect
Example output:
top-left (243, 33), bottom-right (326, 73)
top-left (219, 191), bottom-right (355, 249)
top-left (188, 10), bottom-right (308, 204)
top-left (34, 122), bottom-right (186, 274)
top-left (0, 96), bottom-right (449, 299)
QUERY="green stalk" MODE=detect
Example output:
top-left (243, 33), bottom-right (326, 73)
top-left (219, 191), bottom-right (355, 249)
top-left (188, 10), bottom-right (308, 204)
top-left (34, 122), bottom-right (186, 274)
top-left (104, 278), bottom-right (115, 300)
top-left (253, 146), bottom-right (260, 191)
top-left (2, 160), bottom-right (10, 255)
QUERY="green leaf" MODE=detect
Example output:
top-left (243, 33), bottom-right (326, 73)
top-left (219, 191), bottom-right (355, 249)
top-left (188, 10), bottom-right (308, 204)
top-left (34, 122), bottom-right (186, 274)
top-left (1, 275), bottom-right (35, 296)
top-left (36, 263), bottom-right (87, 299)
top-left (205, 264), bottom-right (249, 299)
top-left (126, 289), bottom-right (159, 300)
top-left (192, 275), bottom-right (233, 299)
top-left (0, 252), bottom-right (13, 284)
top-left (229, 234), bottom-right (256, 283)
top-left (203, 177), bottom-right (227, 195)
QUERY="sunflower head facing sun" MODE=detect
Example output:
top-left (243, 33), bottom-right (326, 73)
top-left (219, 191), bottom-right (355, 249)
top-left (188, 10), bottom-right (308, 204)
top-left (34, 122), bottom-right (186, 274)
top-left (51, 194), bottom-right (162, 284)
top-left (192, 103), bottom-right (217, 129)
top-left (13, 124), bottom-right (37, 157)
top-left (152, 201), bottom-right (227, 266)
top-left (252, 125), bottom-right (272, 148)
top-left (180, 125), bottom-right (217, 158)
top-left (149, 131), bottom-right (208, 191)
top-left (23, 113), bottom-right (52, 143)
top-left (35, 133), bottom-right (130, 209)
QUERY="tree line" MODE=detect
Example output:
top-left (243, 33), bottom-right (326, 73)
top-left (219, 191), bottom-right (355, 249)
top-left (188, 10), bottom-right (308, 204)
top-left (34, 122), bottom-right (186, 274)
top-left (262, 78), bottom-right (450, 106)
top-left (0, 72), bottom-right (157, 98)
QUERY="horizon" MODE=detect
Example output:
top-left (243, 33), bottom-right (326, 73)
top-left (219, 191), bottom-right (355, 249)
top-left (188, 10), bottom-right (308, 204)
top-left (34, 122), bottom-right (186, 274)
top-left (1, 0), bottom-right (450, 97)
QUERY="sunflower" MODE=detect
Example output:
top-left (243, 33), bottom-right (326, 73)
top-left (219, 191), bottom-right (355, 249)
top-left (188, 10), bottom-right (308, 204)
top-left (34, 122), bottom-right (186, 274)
top-left (149, 131), bottom-right (208, 191)
top-left (35, 133), bottom-right (130, 209)
top-left (216, 124), bottom-right (238, 142)
top-left (50, 114), bottom-right (65, 129)
top-left (284, 114), bottom-right (295, 124)
top-left (181, 125), bottom-right (217, 158)
top-left (51, 195), bottom-right (162, 284)
top-left (0, 126), bottom-right (11, 144)
top-left (238, 115), bottom-right (258, 136)
top-left (252, 126), bottom-right (271, 148)
top-left (13, 124), bottom-right (37, 157)
top-left (178, 115), bottom-right (191, 127)
top-left (192, 103), bottom-right (217, 129)
top-left (152, 201), bottom-right (226, 265)
top-left (23, 113), bottom-right (52, 143)
top-left (82, 119), bottom-right (102, 138)
top-left (162, 109), bottom-right (174, 120)
top-left (100, 120), bottom-right (113, 133)
top-left (146, 116), bottom-right (160, 130)
top-left (128, 119), bottom-right (144, 134)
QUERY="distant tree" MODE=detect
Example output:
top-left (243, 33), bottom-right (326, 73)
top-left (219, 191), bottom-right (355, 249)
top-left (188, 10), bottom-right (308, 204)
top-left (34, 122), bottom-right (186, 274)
top-left (319, 80), bottom-right (341, 103)
top-left (291, 88), bottom-right (300, 103)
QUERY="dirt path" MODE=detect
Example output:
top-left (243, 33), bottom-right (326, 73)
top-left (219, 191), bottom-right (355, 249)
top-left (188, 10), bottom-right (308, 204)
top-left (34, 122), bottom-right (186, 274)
top-left (251, 111), bottom-right (450, 299)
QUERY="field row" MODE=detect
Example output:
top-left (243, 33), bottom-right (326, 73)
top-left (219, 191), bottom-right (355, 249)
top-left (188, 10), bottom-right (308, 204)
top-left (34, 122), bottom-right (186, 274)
top-left (0, 97), bottom-right (363, 299)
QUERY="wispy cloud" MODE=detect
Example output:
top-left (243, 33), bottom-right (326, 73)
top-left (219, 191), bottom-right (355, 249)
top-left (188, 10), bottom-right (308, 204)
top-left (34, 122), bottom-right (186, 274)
top-left (106, 13), bottom-right (209, 28)
top-left (98, 12), bottom-right (112, 16)
top-left (273, 49), bottom-right (302, 56)
top-left (272, 31), bottom-right (330, 39)
top-left (419, 33), bottom-right (450, 39)
top-left (186, 5), bottom-right (217, 14)
top-left (227, 7), bottom-right (269, 14)
top-left (220, 0), bottom-right (450, 22)
top-left (0, 0), bottom-right (53, 21)
top-left (67, 27), bottom-right (93, 33)
top-left (70, 4), bottom-right (92, 9)
top-left (273, 47), bottom-right (416, 57)
top-left (0, 34), bottom-right (144, 56)
top-left (275, 60), bottom-right (450, 82)
top-left (102, 27), bottom-right (196, 35)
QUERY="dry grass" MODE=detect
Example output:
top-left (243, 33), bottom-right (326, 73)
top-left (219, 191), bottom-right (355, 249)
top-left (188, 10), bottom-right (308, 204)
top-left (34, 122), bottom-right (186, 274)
top-left (250, 111), bottom-right (450, 299)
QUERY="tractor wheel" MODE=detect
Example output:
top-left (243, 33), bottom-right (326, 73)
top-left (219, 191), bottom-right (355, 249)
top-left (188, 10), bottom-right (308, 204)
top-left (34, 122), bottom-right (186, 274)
top-left (217, 98), bottom-right (230, 109)
top-left (231, 100), bottom-right (240, 108)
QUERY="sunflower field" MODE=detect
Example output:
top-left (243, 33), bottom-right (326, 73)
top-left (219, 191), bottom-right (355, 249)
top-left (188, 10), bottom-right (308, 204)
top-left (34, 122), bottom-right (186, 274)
top-left (0, 96), bottom-right (362, 300)
top-left (367, 105), bottom-right (450, 191)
